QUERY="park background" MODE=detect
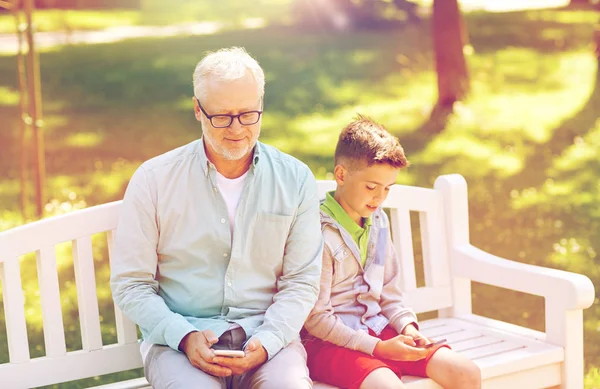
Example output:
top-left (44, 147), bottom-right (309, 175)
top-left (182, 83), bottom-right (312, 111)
top-left (0, 0), bottom-right (599, 387)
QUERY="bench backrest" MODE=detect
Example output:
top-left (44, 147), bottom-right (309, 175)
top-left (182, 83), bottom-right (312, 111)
top-left (0, 176), bottom-right (467, 388)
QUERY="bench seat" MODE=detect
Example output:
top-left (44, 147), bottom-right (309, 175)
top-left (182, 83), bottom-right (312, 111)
top-left (90, 314), bottom-right (563, 389)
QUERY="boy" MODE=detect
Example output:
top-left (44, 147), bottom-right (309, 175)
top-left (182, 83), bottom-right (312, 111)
top-left (303, 115), bottom-right (481, 389)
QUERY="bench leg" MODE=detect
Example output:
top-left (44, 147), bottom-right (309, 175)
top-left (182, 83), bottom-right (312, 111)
top-left (545, 305), bottom-right (584, 389)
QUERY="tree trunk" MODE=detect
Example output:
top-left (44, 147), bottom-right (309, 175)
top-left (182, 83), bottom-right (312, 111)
top-left (432, 0), bottom-right (469, 110)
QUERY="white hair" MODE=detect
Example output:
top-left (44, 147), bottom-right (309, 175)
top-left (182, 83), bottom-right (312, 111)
top-left (192, 47), bottom-right (265, 101)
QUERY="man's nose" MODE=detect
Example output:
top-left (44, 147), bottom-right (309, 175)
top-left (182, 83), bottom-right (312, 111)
top-left (228, 117), bottom-right (244, 131)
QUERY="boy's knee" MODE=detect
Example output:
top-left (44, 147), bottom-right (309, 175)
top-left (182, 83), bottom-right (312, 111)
top-left (459, 360), bottom-right (481, 388)
top-left (359, 368), bottom-right (405, 389)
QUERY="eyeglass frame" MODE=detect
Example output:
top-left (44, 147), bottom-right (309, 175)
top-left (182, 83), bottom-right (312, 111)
top-left (195, 97), bottom-right (263, 128)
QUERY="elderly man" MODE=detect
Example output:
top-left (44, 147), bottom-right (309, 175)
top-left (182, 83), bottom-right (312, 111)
top-left (110, 47), bottom-right (323, 389)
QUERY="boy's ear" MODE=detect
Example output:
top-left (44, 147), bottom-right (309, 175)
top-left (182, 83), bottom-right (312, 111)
top-left (333, 164), bottom-right (346, 186)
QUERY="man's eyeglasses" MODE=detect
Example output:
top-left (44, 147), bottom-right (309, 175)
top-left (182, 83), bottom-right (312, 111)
top-left (195, 98), bottom-right (262, 128)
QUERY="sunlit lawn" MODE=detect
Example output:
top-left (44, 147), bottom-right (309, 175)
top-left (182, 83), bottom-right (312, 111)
top-left (0, 7), bottom-right (598, 388)
top-left (0, 9), bottom-right (140, 34)
top-left (0, 0), bottom-right (292, 34)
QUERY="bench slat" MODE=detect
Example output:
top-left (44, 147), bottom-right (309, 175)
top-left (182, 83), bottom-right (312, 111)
top-left (37, 246), bottom-right (67, 357)
top-left (403, 286), bottom-right (453, 314)
top-left (107, 229), bottom-right (139, 344)
top-left (73, 236), bottom-right (103, 351)
top-left (1, 257), bottom-right (30, 363)
top-left (0, 343), bottom-right (143, 389)
top-left (383, 186), bottom-right (438, 212)
top-left (419, 205), bottom-right (451, 288)
top-left (0, 201), bottom-right (121, 259)
top-left (389, 208), bottom-right (417, 290)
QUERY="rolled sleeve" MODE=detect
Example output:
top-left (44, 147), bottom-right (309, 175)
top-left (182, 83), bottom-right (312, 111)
top-left (249, 331), bottom-right (283, 360)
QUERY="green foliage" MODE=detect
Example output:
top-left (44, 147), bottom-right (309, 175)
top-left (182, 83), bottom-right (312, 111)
top-left (587, 367), bottom-right (600, 389)
top-left (0, 6), bottom-right (598, 387)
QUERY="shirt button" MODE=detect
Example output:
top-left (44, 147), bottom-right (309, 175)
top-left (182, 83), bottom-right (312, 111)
top-left (223, 253), bottom-right (228, 257)
top-left (221, 218), bottom-right (226, 224)
top-left (227, 281), bottom-right (232, 287)
top-left (213, 187), bottom-right (218, 192)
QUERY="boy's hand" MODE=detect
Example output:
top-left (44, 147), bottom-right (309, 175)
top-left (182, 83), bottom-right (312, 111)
top-left (373, 334), bottom-right (429, 361)
top-left (179, 330), bottom-right (233, 377)
top-left (402, 324), bottom-right (431, 347)
top-left (212, 337), bottom-right (268, 376)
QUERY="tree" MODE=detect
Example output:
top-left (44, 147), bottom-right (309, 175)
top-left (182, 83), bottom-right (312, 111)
top-left (428, 0), bottom-right (470, 131)
top-left (292, 0), bottom-right (420, 31)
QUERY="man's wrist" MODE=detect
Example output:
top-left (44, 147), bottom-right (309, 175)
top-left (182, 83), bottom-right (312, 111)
top-left (178, 330), bottom-right (198, 353)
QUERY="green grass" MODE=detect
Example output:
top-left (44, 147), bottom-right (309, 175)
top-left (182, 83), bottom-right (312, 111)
top-left (0, 6), bottom-right (599, 388)
top-left (0, 9), bottom-right (140, 34)
top-left (0, 0), bottom-right (292, 34)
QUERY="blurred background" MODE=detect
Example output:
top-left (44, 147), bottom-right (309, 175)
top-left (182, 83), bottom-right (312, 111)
top-left (0, 0), bottom-right (599, 387)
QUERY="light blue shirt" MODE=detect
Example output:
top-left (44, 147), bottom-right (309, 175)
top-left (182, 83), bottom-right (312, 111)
top-left (110, 139), bottom-right (323, 359)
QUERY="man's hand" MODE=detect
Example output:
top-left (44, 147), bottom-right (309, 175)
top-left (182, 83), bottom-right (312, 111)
top-left (179, 330), bottom-right (233, 377)
top-left (402, 324), bottom-right (431, 347)
top-left (373, 333), bottom-right (429, 361)
top-left (212, 337), bottom-right (268, 376)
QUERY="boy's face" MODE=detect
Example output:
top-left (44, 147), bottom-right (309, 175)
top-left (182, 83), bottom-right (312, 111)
top-left (334, 162), bottom-right (399, 225)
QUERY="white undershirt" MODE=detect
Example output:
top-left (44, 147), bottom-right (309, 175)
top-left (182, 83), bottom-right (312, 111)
top-left (215, 170), bottom-right (248, 237)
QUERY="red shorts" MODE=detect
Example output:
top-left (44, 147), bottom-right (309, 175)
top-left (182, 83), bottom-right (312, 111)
top-left (304, 326), bottom-right (450, 389)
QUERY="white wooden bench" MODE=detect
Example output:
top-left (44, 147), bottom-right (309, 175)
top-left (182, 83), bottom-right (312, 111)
top-left (0, 174), bottom-right (594, 389)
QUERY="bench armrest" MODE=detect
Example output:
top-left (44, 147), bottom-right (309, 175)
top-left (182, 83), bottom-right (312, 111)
top-left (452, 244), bottom-right (595, 311)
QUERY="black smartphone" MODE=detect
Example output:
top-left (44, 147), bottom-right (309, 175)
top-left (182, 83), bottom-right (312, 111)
top-left (422, 338), bottom-right (448, 349)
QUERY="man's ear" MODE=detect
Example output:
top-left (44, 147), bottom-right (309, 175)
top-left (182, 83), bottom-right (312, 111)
top-left (193, 97), bottom-right (202, 121)
top-left (333, 164), bottom-right (346, 186)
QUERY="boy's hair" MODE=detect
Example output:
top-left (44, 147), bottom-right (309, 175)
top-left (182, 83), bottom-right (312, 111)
top-left (334, 114), bottom-right (409, 169)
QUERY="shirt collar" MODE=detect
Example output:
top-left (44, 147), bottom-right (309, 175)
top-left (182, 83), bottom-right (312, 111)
top-left (199, 137), bottom-right (261, 176)
top-left (321, 191), bottom-right (371, 237)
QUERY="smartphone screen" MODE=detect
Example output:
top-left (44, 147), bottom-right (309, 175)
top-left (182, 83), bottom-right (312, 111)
top-left (213, 350), bottom-right (245, 358)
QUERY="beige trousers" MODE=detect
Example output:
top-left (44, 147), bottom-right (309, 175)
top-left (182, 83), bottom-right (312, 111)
top-left (144, 327), bottom-right (312, 389)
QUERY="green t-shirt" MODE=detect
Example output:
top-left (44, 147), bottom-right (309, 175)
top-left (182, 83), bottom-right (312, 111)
top-left (321, 191), bottom-right (371, 267)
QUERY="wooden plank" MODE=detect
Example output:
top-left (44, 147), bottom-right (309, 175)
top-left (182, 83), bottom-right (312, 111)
top-left (1, 257), bottom-right (30, 363)
top-left (481, 363), bottom-right (561, 389)
top-left (461, 340), bottom-right (525, 360)
top-left (0, 201), bottom-right (121, 258)
top-left (450, 335), bottom-right (502, 352)
top-left (419, 323), bottom-right (463, 338)
top-left (316, 180), bottom-right (336, 201)
top-left (403, 286), bottom-right (453, 314)
top-left (476, 346), bottom-right (564, 379)
top-left (86, 377), bottom-right (150, 389)
top-left (433, 329), bottom-right (483, 344)
top-left (72, 236), bottom-right (103, 351)
top-left (417, 319), bottom-right (445, 330)
top-left (0, 343), bottom-right (143, 389)
top-left (444, 316), bottom-right (551, 348)
top-left (454, 313), bottom-right (546, 342)
top-left (36, 246), bottom-right (67, 357)
top-left (106, 229), bottom-right (139, 345)
top-left (419, 208), bottom-right (450, 288)
top-left (389, 208), bottom-right (417, 290)
top-left (383, 186), bottom-right (439, 213)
